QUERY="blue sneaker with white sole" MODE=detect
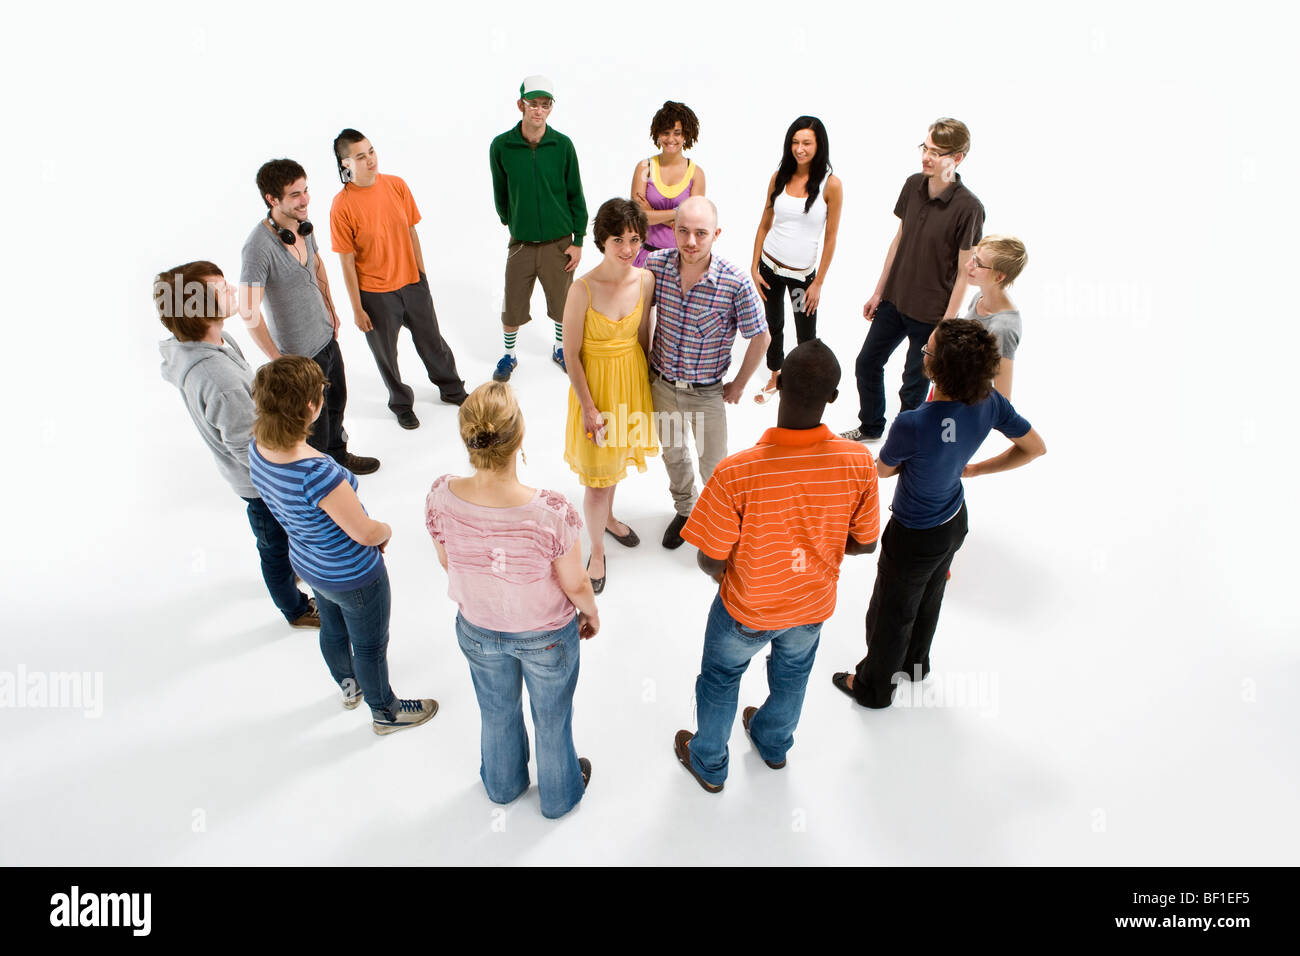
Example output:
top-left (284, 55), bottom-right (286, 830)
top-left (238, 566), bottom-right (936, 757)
top-left (493, 353), bottom-right (518, 382)
top-left (552, 346), bottom-right (566, 372)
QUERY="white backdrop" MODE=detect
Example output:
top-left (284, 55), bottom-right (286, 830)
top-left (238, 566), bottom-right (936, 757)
top-left (1, 0), bottom-right (1296, 865)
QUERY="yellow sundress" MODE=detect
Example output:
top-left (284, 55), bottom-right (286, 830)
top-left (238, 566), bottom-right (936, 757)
top-left (563, 275), bottom-right (659, 488)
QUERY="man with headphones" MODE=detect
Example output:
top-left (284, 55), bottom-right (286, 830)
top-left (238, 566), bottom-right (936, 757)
top-left (239, 159), bottom-right (380, 474)
top-left (330, 129), bottom-right (468, 429)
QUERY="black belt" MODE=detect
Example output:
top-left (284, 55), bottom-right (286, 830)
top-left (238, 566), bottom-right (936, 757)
top-left (651, 367), bottom-right (718, 390)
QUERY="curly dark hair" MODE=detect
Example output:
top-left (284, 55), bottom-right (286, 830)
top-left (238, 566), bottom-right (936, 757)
top-left (592, 197), bottom-right (647, 252)
top-left (650, 101), bottom-right (700, 149)
top-left (928, 319), bottom-right (1001, 404)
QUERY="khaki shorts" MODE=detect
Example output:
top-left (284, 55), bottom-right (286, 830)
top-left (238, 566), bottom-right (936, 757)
top-left (502, 236), bottom-right (573, 327)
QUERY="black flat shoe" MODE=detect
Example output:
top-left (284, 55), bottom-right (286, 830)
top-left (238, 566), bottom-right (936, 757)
top-left (662, 514), bottom-right (688, 549)
top-left (831, 672), bottom-right (856, 700)
top-left (605, 523), bottom-right (640, 547)
top-left (586, 556), bottom-right (605, 594)
top-left (579, 757), bottom-right (592, 789)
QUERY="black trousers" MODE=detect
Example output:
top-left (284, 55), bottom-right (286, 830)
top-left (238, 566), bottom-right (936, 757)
top-left (853, 503), bottom-right (969, 707)
top-left (307, 338), bottom-right (348, 460)
top-left (358, 272), bottom-right (466, 413)
top-left (760, 260), bottom-right (818, 372)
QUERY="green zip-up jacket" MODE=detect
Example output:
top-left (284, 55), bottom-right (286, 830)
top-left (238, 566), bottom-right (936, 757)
top-left (489, 123), bottom-right (588, 246)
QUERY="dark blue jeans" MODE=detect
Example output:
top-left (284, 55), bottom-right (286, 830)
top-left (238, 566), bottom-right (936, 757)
top-left (307, 338), bottom-right (349, 461)
top-left (242, 497), bottom-right (311, 622)
top-left (853, 300), bottom-right (933, 436)
top-left (690, 595), bottom-right (823, 786)
top-left (312, 566), bottom-right (399, 720)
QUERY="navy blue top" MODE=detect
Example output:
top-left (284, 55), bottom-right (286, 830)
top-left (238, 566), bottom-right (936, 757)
top-left (248, 440), bottom-right (384, 591)
top-left (879, 391), bottom-right (1031, 529)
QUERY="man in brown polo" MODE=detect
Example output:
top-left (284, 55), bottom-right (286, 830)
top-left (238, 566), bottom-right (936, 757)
top-left (842, 118), bottom-right (985, 442)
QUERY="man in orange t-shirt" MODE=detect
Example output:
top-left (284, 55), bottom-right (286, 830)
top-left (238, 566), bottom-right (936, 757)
top-left (673, 339), bottom-right (880, 793)
top-left (330, 128), bottom-right (467, 430)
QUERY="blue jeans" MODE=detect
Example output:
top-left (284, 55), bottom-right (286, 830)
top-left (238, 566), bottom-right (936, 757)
top-left (455, 613), bottom-right (584, 819)
top-left (690, 595), bottom-right (823, 786)
top-left (853, 300), bottom-right (933, 435)
top-left (242, 497), bottom-right (311, 622)
top-left (312, 566), bottom-right (399, 720)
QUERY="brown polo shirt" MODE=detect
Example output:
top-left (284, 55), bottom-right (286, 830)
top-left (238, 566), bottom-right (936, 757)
top-left (882, 172), bottom-right (984, 324)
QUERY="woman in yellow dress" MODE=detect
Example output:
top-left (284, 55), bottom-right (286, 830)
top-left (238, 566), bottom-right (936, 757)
top-left (562, 198), bottom-right (659, 592)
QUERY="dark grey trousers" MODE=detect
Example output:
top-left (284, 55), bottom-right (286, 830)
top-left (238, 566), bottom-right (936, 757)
top-left (358, 272), bottom-right (466, 413)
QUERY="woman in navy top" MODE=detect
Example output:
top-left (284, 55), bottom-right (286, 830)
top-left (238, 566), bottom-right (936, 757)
top-left (248, 356), bottom-right (437, 736)
top-left (832, 319), bottom-right (1046, 708)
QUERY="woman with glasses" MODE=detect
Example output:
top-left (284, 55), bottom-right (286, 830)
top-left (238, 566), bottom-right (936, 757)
top-left (961, 235), bottom-right (1027, 398)
top-left (630, 101), bottom-right (705, 268)
top-left (749, 116), bottom-right (843, 404)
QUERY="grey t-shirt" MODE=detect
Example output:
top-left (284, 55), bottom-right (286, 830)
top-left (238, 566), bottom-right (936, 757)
top-left (964, 293), bottom-right (1021, 360)
top-left (240, 221), bottom-right (333, 358)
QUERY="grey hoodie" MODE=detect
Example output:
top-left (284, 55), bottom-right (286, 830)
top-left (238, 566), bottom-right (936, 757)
top-left (160, 332), bottom-right (259, 499)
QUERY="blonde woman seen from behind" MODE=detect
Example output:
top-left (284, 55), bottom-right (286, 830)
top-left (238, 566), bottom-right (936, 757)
top-left (426, 382), bottom-right (599, 819)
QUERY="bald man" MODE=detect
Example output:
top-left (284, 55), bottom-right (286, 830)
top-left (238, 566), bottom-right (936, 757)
top-left (645, 196), bottom-right (770, 548)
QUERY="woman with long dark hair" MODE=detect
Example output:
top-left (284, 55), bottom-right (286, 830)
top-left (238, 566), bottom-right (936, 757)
top-left (749, 116), bottom-right (843, 403)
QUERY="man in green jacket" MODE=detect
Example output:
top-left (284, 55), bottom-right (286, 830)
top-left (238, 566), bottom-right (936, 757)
top-left (489, 75), bottom-right (588, 381)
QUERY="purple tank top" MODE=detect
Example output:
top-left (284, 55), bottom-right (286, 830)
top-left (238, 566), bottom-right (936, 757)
top-left (636, 158), bottom-right (695, 266)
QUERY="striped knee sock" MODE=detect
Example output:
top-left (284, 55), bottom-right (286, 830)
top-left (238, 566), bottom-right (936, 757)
top-left (553, 320), bottom-right (564, 347)
top-left (504, 330), bottom-right (517, 356)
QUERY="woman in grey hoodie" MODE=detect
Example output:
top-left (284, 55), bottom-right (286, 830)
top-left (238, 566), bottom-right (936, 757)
top-left (157, 260), bottom-right (319, 629)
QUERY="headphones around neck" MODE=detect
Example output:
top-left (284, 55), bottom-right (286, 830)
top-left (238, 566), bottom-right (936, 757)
top-left (267, 210), bottom-right (314, 244)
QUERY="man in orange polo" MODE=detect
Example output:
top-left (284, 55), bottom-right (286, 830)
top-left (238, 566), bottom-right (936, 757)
top-left (673, 339), bottom-right (880, 793)
top-left (330, 128), bottom-right (467, 430)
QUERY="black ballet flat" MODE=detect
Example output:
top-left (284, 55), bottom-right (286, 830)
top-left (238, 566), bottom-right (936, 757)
top-left (587, 556), bottom-right (606, 595)
top-left (605, 524), bottom-right (640, 548)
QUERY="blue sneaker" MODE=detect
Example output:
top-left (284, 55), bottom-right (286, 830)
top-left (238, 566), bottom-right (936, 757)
top-left (492, 353), bottom-right (518, 382)
top-left (552, 346), bottom-right (566, 372)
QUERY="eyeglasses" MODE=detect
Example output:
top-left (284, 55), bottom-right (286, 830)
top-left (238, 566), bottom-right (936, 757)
top-left (523, 99), bottom-right (553, 112)
top-left (970, 255), bottom-right (991, 270)
top-left (921, 345), bottom-right (934, 357)
top-left (918, 143), bottom-right (957, 159)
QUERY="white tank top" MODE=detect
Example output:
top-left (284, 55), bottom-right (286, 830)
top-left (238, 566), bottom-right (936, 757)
top-left (764, 180), bottom-right (828, 270)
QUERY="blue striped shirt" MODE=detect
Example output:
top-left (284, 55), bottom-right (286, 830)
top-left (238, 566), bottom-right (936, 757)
top-left (248, 440), bottom-right (383, 591)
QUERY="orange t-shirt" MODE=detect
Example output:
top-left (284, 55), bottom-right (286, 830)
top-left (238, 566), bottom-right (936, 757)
top-left (329, 173), bottom-right (422, 293)
top-left (681, 425), bottom-right (880, 630)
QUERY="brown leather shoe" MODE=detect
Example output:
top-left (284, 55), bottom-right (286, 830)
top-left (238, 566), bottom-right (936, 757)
top-left (742, 706), bottom-right (786, 769)
top-left (290, 598), bottom-right (320, 629)
top-left (674, 730), bottom-right (722, 793)
top-left (338, 452), bottom-right (381, 476)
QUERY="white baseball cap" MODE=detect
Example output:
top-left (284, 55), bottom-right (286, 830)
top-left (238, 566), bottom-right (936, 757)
top-left (520, 75), bottom-right (555, 101)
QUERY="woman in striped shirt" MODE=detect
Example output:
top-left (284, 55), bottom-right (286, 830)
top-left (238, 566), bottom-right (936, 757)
top-left (248, 356), bottom-right (437, 736)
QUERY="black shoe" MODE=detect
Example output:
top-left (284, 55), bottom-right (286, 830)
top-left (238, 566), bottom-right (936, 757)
top-left (579, 757), bottom-right (592, 789)
top-left (833, 671), bottom-right (892, 709)
top-left (742, 706), bottom-right (786, 769)
top-left (337, 452), bottom-right (381, 475)
top-left (674, 731), bottom-right (722, 793)
top-left (587, 556), bottom-right (605, 594)
top-left (605, 523), bottom-right (640, 547)
top-left (662, 514), bottom-right (689, 549)
top-left (396, 410), bottom-right (420, 430)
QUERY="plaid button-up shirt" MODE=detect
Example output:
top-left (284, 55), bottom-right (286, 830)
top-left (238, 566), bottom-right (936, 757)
top-left (646, 249), bottom-right (767, 384)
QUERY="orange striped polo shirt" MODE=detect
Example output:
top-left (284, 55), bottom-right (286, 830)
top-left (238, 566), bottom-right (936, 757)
top-left (681, 425), bottom-right (880, 630)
